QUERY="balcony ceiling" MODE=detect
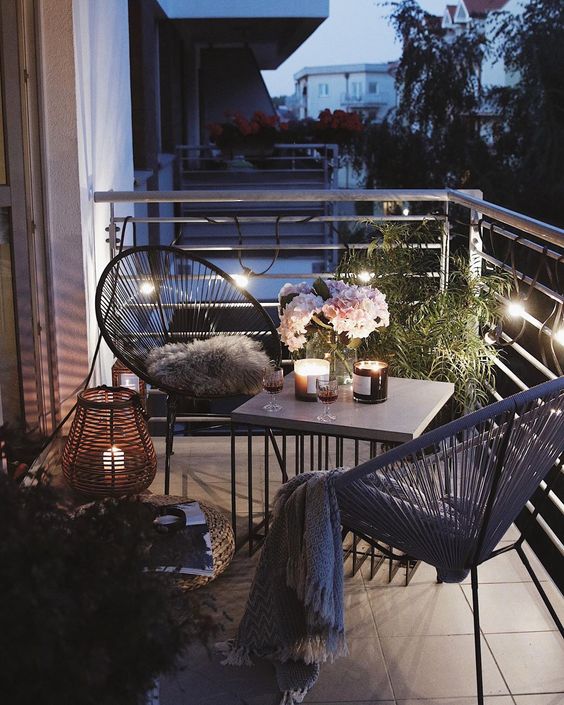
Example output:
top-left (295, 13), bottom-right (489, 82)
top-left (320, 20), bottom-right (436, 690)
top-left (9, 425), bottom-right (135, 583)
top-left (171, 17), bottom-right (327, 69)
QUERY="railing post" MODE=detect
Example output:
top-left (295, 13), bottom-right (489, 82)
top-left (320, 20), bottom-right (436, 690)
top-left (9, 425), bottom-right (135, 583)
top-left (466, 190), bottom-right (484, 278)
top-left (440, 202), bottom-right (450, 291)
top-left (106, 201), bottom-right (118, 257)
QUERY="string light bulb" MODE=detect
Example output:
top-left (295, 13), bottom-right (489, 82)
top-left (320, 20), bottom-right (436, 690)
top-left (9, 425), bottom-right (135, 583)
top-left (139, 281), bottom-right (155, 296)
top-left (506, 300), bottom-right (525, 318)
top-left (554, 328), bottom-right (564, 346)
top-left (358, 270), bottom-right (373, 283)
top-left (232, 268), bottom-right (252, 288)
top-left (402, 207), bottom-right (410, 216)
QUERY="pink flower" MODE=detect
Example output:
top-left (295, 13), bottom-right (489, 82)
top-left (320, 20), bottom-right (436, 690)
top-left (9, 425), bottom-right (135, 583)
top-left (322, 283), bottom-right (389, 339)
top-left (277, 292), bottom-right (324, 352)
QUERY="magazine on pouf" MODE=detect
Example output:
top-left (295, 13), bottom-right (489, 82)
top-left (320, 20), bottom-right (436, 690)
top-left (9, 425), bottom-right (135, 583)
top-left (148, 501), bottom-right (214, 577)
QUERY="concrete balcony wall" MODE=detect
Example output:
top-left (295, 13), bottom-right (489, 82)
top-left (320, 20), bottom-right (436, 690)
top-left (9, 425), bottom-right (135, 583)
top-left (72, 0), bottom-right (135, 386)
top-left (35, 0), bottom-right (135, 404)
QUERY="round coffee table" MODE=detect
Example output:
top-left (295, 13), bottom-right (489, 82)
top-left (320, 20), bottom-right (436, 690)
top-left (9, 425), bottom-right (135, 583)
top-left (145, 495), bottom-right (235, 590)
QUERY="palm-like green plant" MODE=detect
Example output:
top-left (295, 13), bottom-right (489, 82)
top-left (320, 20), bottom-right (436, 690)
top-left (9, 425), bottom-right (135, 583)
top-left (336, 222), bottom-right (510, 412)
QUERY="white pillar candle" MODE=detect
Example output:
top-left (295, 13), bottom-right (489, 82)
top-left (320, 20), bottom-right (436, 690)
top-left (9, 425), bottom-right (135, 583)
top-left (103, 446), bottom-right (125, 481)
top-left (118, 373), bottom-right (140, 392)
top-left (294, 358), bottom-right (331, 401)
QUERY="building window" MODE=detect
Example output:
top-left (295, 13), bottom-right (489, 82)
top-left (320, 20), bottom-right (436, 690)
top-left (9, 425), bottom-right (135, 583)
top-left (368, 81), bottom-right (378, 94)
top-left (351, 81), bottom-right (362, 98)
top-left (318, 83), bottom-right (329, 97)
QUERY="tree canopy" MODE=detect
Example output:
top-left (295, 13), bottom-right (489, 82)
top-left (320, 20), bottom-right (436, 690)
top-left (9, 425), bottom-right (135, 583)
top-left (356, 0), bottom-right (564, 225)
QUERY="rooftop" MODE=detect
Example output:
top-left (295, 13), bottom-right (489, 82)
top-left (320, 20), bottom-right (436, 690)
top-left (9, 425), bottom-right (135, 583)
top-left (294, 63), bottom-right (398, 80)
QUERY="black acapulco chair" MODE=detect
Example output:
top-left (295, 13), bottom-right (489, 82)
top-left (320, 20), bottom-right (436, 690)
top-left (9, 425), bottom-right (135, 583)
top-left (95, 245), bottom-right (281, 494)
top-left (333, 376), bottom-right (564, 705)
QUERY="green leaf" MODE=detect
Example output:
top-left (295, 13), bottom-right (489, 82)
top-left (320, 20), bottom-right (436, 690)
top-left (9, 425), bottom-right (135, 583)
top-left (346, 337), bottom-right (364, 350)
top-left (312, 277), bottom-right (331, 300)
top-left (279, 292), bottom-right (299, 310)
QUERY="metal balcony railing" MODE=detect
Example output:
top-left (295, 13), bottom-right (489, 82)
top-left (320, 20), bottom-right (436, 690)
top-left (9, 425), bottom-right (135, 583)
top-left (175, 144), bottom-right (340, 191)
top-left (340, 91), bottom-right (393, 108)
top-left (94, 187), bottom-right (564, 591)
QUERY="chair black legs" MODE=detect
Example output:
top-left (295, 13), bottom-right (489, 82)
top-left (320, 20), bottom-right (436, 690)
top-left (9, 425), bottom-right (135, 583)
top-left (164, 395), bottom-right (177, 495)
top-left (470, 566), bottom-right (484, 705)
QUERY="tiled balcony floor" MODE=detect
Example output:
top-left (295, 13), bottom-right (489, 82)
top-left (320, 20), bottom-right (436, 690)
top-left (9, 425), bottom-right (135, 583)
top-left (151, 436), bottom-right (564, 705)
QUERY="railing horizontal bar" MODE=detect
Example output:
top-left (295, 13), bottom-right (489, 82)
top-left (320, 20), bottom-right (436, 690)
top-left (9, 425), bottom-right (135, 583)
top-left (492, 355), bottom-right (529, 391)
top-left (448, 189), bottom-right (564, 248)
top-left (531, 508), bottom-right (564, 557)
top-left (479, 251), bottom-right (564, 304)
top-left (482, 222), bottom-right (564, 261)
top-left (153, 242), bottom-right (442, 252)
top-left (485, 381), bottom-right (504, 401)
top-left (499, 333), bottom-right (558, 380)
top-left (114, 215), bottom-right (445, 224)
top-left (176, 143), bottom-right (338, 151)
top-left (94, 188), bottom-right (451, 204)
top-left (240, 272), bottom-right (441, 280)
top-left (182, 169), bottom-right (326, 175)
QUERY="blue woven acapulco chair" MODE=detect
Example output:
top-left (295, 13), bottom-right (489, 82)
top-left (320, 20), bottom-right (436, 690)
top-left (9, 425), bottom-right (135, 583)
top-left (333, 376), bottom-right (564, 705)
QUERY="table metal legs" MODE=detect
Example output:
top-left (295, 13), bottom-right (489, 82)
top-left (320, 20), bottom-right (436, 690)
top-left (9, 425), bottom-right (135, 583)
top-left (230, 423), bottom-right (421, 584)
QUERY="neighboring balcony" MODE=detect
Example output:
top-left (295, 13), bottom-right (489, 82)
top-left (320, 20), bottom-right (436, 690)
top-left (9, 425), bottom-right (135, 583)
top-left (340, 90), bottom-right (394, 109)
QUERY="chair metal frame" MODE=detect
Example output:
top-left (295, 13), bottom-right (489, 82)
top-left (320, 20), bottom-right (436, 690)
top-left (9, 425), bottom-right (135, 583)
top-left (95, 245), bottom-right (281, 494)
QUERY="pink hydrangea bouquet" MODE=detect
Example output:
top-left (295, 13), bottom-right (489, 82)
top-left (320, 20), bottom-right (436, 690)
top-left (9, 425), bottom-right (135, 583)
top-left (277, 278), bottom-right (389, 355)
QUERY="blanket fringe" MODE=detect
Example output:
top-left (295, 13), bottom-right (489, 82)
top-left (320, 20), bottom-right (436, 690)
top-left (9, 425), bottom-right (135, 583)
top-left (217, 641), bottom-right (253, 667)
top-left (273, 633), bottom-right (348, 665)
top-left (280, 688), bottom-right (308, 705)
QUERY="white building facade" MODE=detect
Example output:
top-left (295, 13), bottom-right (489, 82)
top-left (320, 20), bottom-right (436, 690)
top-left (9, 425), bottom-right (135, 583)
top-left (292, 63), bottom-right (397, 122)
top-left (441, 0), bottom-right (523, 88)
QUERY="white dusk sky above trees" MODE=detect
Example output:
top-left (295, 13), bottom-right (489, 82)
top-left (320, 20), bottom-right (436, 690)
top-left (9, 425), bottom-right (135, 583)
top-left (262, 0), bottom-right (449, 96)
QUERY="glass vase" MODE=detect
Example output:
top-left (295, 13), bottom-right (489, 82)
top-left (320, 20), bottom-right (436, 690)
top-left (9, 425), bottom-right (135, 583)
top-left (305, 332), bottom-right (356, 385)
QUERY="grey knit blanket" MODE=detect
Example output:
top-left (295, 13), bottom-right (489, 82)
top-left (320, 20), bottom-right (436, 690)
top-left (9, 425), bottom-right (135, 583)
top-left (223, 469), bottom-right (348, 704)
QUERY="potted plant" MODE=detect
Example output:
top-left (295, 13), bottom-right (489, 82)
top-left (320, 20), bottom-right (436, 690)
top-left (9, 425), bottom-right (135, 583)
top-left (335, 222), bottom-right (510, 412)
top-left (313, 109), bottom-right (363, 150)
top-left (0, 475), bottom-right (217, 705)
top-left (207, 111), bottom-right (286, 160)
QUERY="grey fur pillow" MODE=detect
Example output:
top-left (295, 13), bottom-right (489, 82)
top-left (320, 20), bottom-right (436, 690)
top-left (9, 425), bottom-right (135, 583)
top-left (146, 335), bottom-right (270, 396)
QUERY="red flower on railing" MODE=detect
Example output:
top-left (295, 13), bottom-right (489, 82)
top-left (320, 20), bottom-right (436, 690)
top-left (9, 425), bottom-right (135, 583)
top-left (207, 111), bottom-right (282, 150)
top-left (314, 109), bottom-right (363, 147)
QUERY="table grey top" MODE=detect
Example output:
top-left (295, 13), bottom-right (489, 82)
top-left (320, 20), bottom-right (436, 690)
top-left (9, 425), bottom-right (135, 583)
top-left (231, 373), bottom-right (455, 443)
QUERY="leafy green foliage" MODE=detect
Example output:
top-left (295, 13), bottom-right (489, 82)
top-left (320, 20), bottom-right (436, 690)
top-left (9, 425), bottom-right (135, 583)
top-left (354, 1), bottom-right (564, 225)
top-left (336, 222), bottom-right (510, 411)
top-left (0, 477), bottom-right (217, 705)
top-left (489, 0), bottom-right (564, 224)
top-left (353, 0), bottom-right (492, 190)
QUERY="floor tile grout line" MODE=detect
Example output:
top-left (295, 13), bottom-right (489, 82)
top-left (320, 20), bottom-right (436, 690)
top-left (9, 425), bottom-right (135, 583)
top-left (362, 575), bottom-right (399, 704)
top-left (458, 582), bottom-right (515, 699)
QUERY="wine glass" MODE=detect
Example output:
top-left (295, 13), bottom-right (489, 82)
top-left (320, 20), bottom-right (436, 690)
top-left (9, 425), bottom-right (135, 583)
top-left (316, 375), bottom-right (339, 422)
top-left (262, 366), bottom-right (284, 412)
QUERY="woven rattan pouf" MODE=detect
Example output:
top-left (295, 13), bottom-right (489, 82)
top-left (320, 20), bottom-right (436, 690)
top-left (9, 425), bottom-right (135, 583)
top-left (145, 495), bottom-right (235, 590)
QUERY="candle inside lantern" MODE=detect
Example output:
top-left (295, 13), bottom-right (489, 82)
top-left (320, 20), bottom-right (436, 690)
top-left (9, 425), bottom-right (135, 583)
top-left (353, 360), bottom-right (389, 404)
top-left (118, 373), bottom-right (140, 393)
top-left (103, 445), bottom-right (125, 485)
top-left (294, 358), bottom-right (330, 401)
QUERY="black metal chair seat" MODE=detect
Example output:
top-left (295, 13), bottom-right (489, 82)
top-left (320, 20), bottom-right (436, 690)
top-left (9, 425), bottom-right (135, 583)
top-left (95, 245), bottom-right (281, 490)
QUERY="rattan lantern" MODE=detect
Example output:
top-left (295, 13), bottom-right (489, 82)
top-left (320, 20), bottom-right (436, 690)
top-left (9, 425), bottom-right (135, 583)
top-left (62, 386), bottom-right (157, 497)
